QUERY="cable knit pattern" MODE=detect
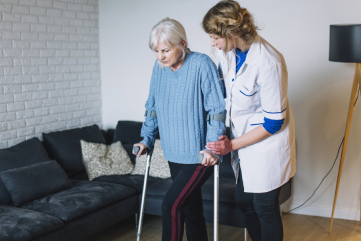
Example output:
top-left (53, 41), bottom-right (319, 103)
top-left (140, 52), bottom-right (226, 164)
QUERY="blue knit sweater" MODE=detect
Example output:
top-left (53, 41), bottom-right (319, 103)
top-left (140, 52), bottom-right (226, 164)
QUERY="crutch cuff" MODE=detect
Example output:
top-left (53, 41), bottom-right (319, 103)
top-left (206, 114), bottom-right (226, 123)
top-left (144, 110), bottom-right (157, 118)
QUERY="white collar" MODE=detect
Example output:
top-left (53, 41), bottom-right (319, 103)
top-left (224, 35), bottom-right (261, 66)
top-left (244, 35), bottom-right (261, 66)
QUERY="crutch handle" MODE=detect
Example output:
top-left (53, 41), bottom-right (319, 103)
top-left (198, 153), bottom-right (220, 165)
top-left (197, 153), bottom-right (204, 164)
top-left (133, 146), bottom-right (140, 155)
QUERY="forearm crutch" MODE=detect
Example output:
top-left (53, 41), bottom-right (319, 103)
top-left (134, 146), bottom-right (154, 241)
top-left (198, 154), bottom-right (219, 241)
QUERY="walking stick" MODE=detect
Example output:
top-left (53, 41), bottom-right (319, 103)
top-left (198, 154), bottom-right (219, 241)
top-left (134, 146), bottom-right (154, 241)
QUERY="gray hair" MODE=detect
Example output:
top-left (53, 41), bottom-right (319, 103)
top-left (149, 17), bottom-right (191, 63)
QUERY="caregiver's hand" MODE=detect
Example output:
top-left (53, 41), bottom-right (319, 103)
top-left (199, 150), bottom-right (218, 167)
top-left (206, 135), bottom-right (232, 155)
top-left (133, 143), bottom-right (148, 158)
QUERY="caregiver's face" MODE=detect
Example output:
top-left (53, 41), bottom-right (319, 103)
top-left (154, 42), bottom-right (184, 70)
top-left (208, 34), bottom-right (234, 52)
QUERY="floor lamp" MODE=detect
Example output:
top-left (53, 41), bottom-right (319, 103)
top-left (329, 24), bottom-right (361, 233)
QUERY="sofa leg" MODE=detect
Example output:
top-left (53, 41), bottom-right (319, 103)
top-left (135, 213), bottom-right (138, 228)
top-left (244, 228), bottom-right (247, 241)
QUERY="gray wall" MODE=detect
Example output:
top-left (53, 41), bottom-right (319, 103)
top-left (0, 0), bottom-right (102, 148)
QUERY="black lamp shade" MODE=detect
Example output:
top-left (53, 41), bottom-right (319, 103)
top-left (329, 24), bottom-right (361, 63)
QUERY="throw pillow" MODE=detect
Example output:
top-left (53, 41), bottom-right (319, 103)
top-left (80, 140), bottom-right (134, 181)
top-left (0, 137), bottom-right (51, 205)
top-left (0, 161), bottom-right (73, 207)
top-left (131, 139), bottom-right (171, 179)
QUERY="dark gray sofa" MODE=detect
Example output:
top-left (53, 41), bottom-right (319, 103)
top-left (0, 125), bottom-right (139, 241)
top-left (0, 121), bottom-right (292, 241)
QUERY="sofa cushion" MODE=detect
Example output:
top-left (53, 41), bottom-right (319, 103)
top-left (94, 174), bottom-right (163, 192)
top-left (104, 129), bottom-right (115, 145)
top-left (113, 121), bottom-right (161, 145)
top-left (0, 205), bottom-right (64, 241)
top-left (42, 124), bottom-right (106, 177)
top-left (123, 143), bottom-right (136, 164)
top-left (219, 127), bottom-right (236, 178)
top-left (69, 171), bottom-right (89, 181)
top-left (0, 161), bottom-right (72, 207)
top-left (28, 196), bottom-right (139, 241)
top-left (20, 180), bottom-right (137, 222)
top-left (201, 177), bottom-right (236, 203)
top-left (80, 140), bottom-right (134, 181)
top-left (219, 152), bottom-right (235, 178)
top-left (0, 138), bottom-right (51, 205)
top-left (113, 121), bottom-right (143, 144)
top-left (131, 140), bottom-right (171, 179)
top-left (146, 177), bottom-right (172, 196)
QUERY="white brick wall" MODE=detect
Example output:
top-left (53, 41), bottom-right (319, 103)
top-left (0, 0), bottom-right (101, 148)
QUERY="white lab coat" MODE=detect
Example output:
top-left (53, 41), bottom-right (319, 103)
top-left (218, 35), bottom-right (296, 193)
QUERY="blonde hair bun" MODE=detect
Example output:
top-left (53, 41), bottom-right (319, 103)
top-left (202, 0), bottom-right (258, 43)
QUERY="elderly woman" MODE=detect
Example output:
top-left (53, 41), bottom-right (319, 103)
top-left (133, 18), bottom-right (226, 241)
top-left (203, 1), bottom-right (296, 241)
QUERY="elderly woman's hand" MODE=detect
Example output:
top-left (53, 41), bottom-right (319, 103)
top-left (199, 150), bottom-right (218, 166)
top-left (133, 143), bottom-right (149, 158)
top-left (205, 135), bottom-right (232, 155)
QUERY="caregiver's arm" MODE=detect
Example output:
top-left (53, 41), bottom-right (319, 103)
top-left (206, 125), bottom-right (271, 155)
top-left (207, 62), bottom-right (287, 155)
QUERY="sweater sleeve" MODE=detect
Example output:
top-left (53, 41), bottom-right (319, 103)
top-left (201, 57), bottom-right (227, 160)
top-left (140, 62), bottom-right (159, 149)
top-left (258, 62), bottom-right (288, 120)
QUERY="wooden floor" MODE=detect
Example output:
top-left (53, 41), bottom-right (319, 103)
top-left (86, 213), bottom-right (361, 241)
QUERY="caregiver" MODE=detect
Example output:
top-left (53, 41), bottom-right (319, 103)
top-left (202, 1), bottom-right (296, 241)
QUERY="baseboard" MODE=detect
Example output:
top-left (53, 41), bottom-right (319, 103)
top-left (281, 203), bottom-right (360, 221)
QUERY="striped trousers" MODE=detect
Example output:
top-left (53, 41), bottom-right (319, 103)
top-left (162, 161), bottom-right (213, 241)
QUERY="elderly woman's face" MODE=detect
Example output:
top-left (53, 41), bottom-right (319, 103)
top-left (208, 34), bottom-right (234, 52)
top-left (154, 42), bottom-right (184, 70)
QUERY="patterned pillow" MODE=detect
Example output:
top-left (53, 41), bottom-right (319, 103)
top-left (131, 139), bottom-right (171, 179)
top-left (80, 140), bottom-right (134, 181)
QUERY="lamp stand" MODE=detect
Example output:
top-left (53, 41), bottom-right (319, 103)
top-left (329, 63), bottom-right (361, 233)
